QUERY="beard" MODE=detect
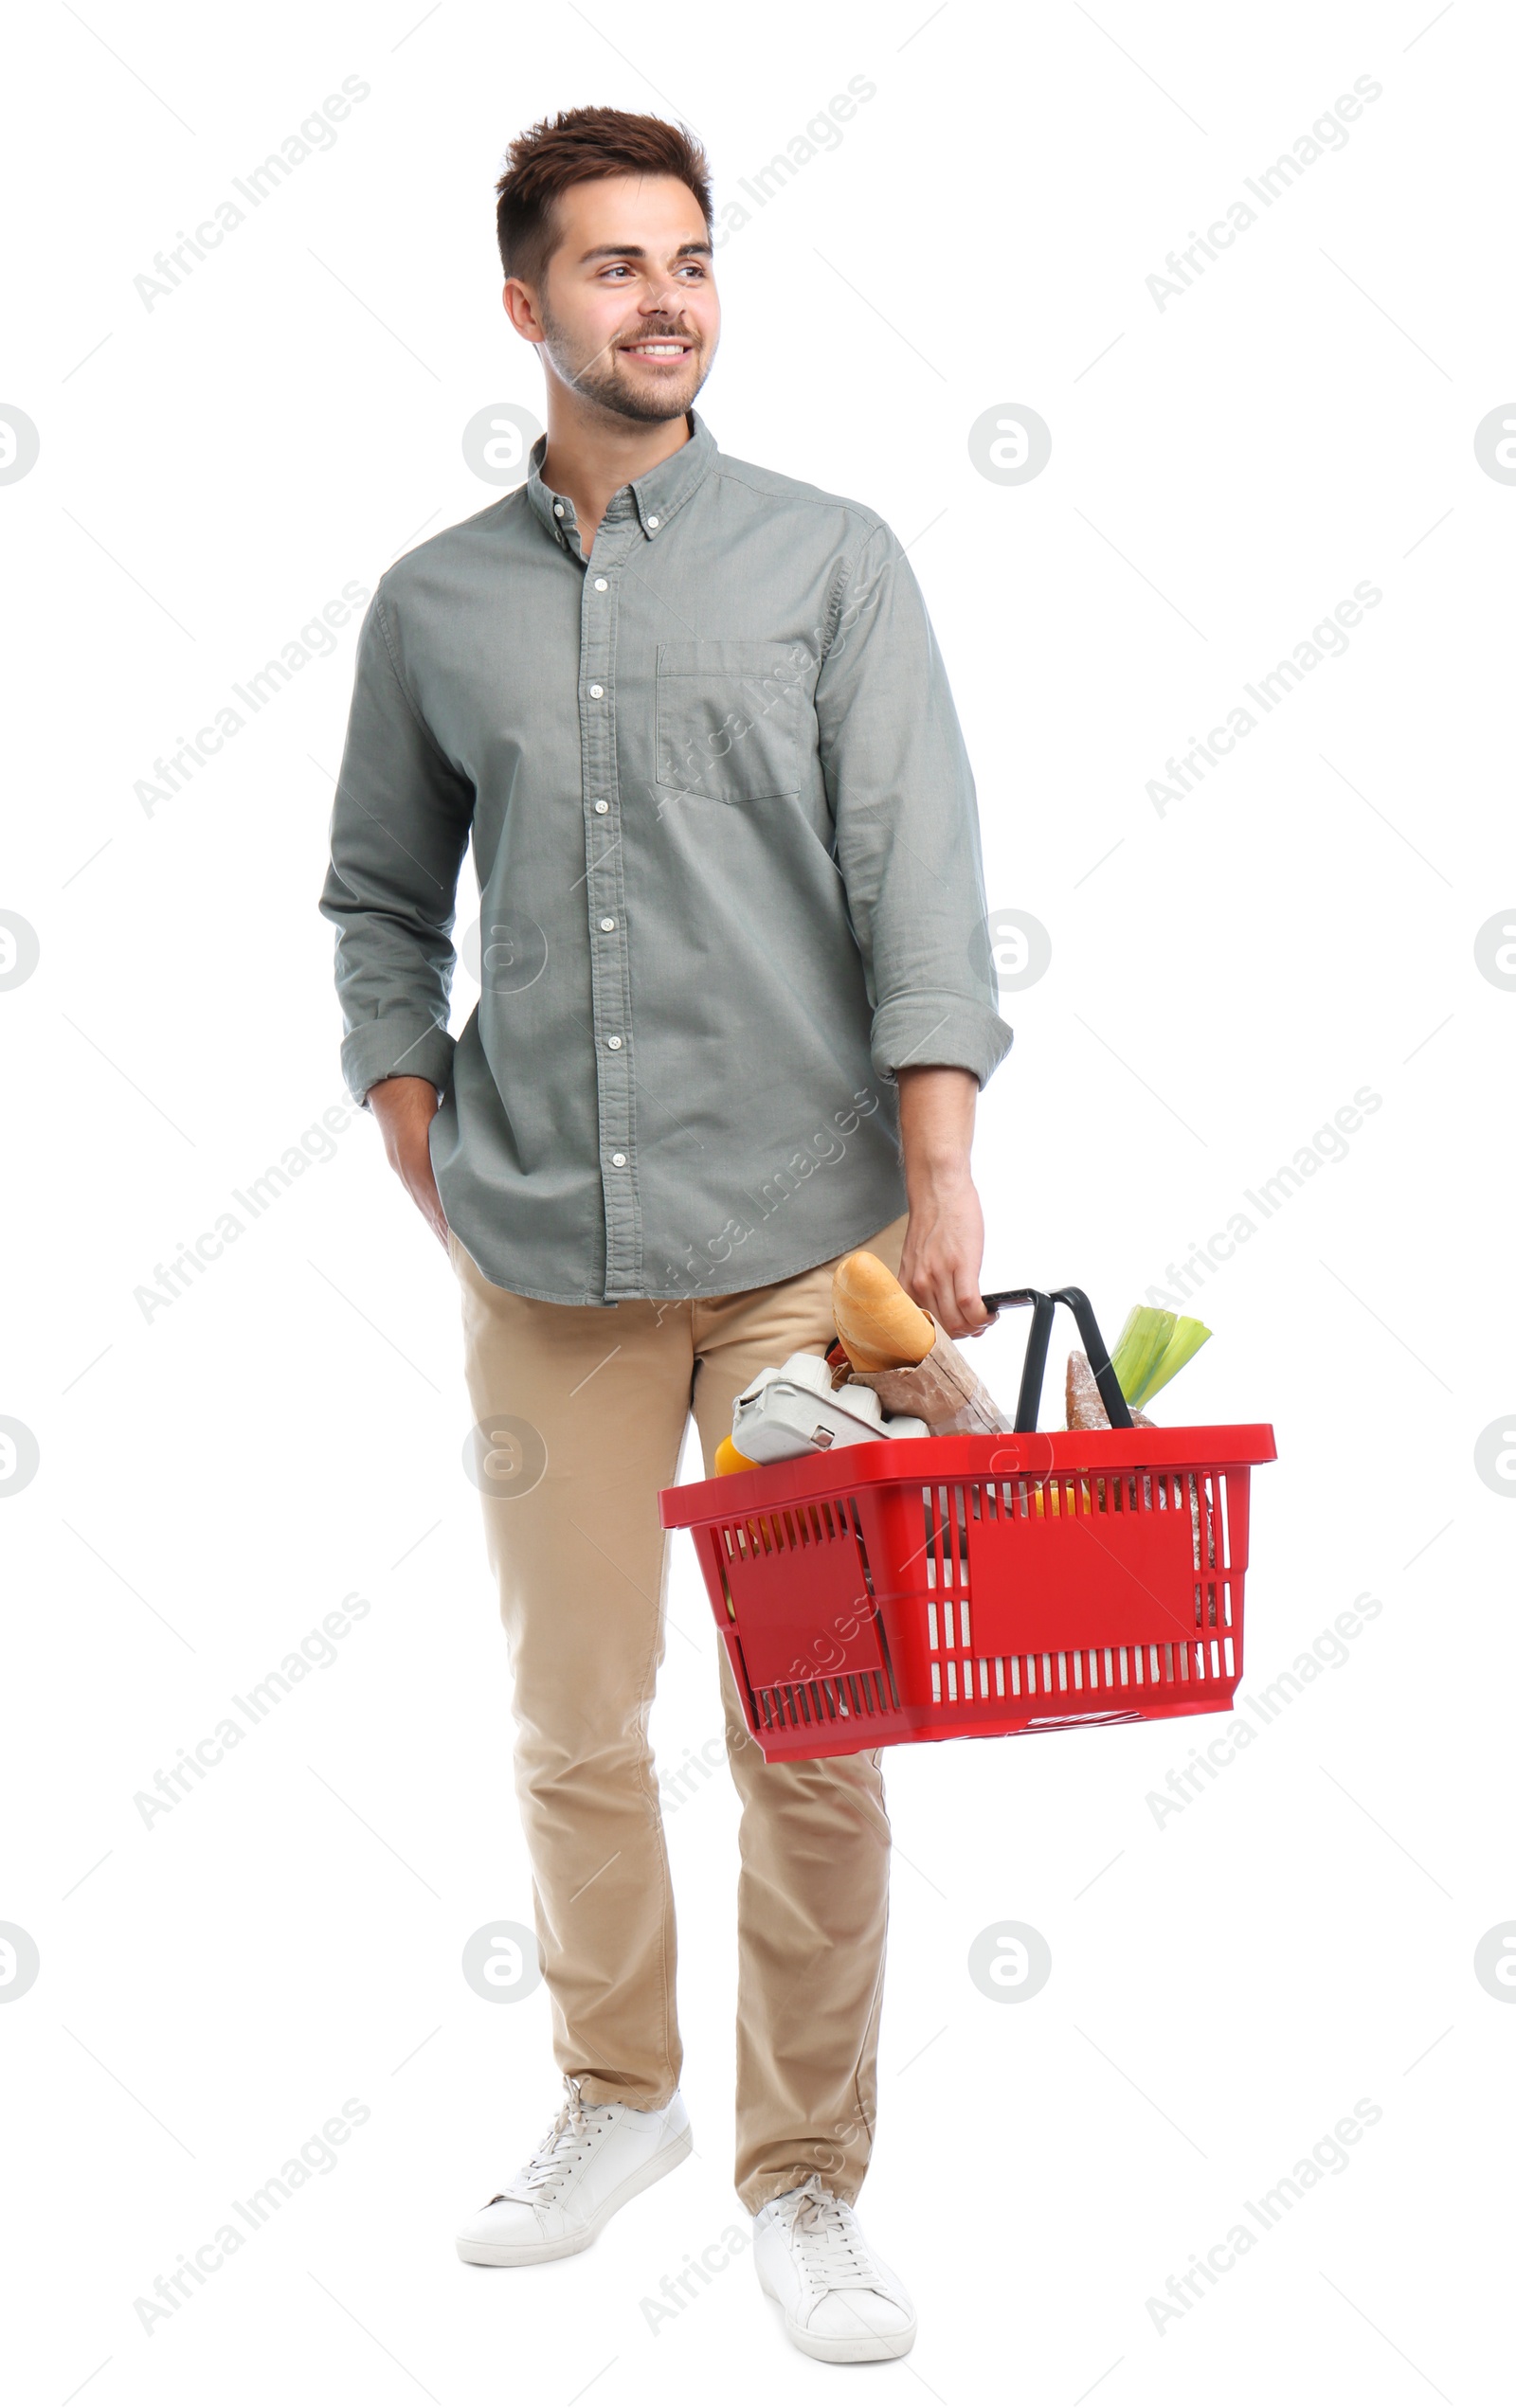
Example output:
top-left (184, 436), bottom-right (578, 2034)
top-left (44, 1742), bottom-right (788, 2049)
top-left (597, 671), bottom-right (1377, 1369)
top-left (539, 307), bottom-right (714, 424)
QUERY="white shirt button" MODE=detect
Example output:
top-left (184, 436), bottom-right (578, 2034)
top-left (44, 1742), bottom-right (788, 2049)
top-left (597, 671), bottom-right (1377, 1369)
top-left (594, 577), bottom-right (608, 591)
top-left (593, 799), bottom-right (609, 814)
top-left (607, 1035), bottom-right (623, 1050)
top-left (610, 1152), bottom-right (627, 1166)
top-left (646, 515), bottom-right (659, 530)
top-left (599, 917), bottom-right (615, 930)
top-left (553, 503), bottom-right (564, 516)
top-left (588, 684), bottom-right (604, 698)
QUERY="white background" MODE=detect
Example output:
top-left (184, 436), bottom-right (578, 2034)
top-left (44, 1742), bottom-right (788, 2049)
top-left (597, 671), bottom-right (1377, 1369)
top-left (3, 2), bottom-right (1510, 2400)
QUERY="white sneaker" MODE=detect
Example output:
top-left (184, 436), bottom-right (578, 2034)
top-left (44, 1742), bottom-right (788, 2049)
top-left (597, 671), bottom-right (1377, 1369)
top-left (753, 2173), bottom-right (917, 2362)
top-left (456, 2076), bottom-right (692, 2266)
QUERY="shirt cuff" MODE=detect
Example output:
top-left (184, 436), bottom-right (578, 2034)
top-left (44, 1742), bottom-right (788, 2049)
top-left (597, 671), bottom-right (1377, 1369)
top-left (339, 1017), bottom-right (456, 1109)
top-left (869, 994), bottom-right (1015, 1091)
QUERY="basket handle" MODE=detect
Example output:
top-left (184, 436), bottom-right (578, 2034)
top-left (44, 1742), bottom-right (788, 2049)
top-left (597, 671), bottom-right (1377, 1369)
top-left (978, 1286), bottom-right (1134, 1432)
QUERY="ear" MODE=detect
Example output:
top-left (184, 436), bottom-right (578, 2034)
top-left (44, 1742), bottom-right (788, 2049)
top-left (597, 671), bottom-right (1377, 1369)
top-left (502, 279), bottom-right (545, 342)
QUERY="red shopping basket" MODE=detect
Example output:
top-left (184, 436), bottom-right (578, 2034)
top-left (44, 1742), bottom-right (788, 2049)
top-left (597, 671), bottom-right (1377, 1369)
top-left (659, 1285), bottom-right (1275, 1762)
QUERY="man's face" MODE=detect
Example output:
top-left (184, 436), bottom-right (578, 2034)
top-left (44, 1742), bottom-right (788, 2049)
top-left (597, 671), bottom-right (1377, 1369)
top-left (510, 172), bottom-right (719, 422)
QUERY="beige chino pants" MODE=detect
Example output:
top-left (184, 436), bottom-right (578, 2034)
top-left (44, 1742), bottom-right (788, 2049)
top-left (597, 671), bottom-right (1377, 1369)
top-left (448, 1211), bottom-right (910, 2212)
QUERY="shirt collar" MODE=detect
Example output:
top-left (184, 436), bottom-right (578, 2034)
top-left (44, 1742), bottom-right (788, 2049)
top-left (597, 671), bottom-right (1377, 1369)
top-left (526, 407), bottom-right (717, 548)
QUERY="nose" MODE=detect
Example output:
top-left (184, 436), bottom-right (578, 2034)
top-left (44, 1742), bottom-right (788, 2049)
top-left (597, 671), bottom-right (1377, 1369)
top-left (637, 278), bottom-right (683, 316)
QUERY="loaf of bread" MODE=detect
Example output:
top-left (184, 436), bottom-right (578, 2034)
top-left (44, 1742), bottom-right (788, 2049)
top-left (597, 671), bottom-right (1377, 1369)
top-left (832, 1251), bottom-right (1010, 1437)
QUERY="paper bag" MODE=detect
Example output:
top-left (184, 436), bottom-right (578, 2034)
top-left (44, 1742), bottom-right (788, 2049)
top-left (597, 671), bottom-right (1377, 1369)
top-left (835, 1321), bottom-right (1011, 1437)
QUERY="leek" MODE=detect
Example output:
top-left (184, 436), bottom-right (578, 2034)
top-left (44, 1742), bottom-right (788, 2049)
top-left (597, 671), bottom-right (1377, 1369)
top-left (1109, 1305), bottom-right (1211, 1410)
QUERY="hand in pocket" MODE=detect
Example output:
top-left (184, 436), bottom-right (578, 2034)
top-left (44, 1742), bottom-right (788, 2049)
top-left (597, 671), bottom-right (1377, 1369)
top-left (368, 1076), bottom-right (450, 1249)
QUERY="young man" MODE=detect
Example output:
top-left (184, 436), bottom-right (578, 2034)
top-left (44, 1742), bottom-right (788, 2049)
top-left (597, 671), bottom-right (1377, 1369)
top-left (319, 107), bottom-right (1011, 2363)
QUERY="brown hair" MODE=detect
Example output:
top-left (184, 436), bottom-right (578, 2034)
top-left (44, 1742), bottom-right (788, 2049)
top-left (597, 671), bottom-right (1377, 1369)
top-left (496, 106), bottom-right (713, 291)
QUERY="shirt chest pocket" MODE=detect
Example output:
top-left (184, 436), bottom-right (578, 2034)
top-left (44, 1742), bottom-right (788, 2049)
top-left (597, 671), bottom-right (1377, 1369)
top-left (654, 639), bottom-right (812, 804)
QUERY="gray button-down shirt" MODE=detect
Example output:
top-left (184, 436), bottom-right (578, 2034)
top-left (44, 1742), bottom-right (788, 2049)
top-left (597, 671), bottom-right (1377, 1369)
top-left (319, 408), bottom-right (1012, 1305)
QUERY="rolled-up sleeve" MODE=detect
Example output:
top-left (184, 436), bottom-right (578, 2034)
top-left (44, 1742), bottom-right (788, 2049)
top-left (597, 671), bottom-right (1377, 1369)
top-left (813, 522), bottom-right (1013, 1090)
top-left (318, 589), bottom-right (475, 1107)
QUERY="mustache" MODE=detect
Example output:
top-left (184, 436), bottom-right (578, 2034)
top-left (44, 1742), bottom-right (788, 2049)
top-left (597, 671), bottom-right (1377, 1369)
top-left (550, 322), bottom-right (700, 401)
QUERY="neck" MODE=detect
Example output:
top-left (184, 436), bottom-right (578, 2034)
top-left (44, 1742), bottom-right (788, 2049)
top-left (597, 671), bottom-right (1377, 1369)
top-left (540, 397), bottom-right (692, 552)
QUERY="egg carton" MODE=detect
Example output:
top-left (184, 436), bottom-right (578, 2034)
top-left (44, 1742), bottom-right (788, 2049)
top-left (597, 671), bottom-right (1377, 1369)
top-left (731, 1350), bottom-right (929, 1465)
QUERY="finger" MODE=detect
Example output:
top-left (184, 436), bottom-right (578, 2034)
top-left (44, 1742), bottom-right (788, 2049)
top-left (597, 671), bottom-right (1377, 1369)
top-left (931, 1284), bottom-right (967, 1338)
top-left (956, 1285), bottom-right (992, 1334)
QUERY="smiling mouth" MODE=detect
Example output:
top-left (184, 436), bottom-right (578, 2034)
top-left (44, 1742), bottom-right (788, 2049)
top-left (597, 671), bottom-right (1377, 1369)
top-left (620, 339), bottom-right (693, 360)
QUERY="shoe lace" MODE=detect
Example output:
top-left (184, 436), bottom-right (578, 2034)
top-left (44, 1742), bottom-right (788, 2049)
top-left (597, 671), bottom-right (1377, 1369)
top-left (780, 2175), bottom-right (878, 2290)
top-left (489, 2077), bottom-right (606, 2207)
